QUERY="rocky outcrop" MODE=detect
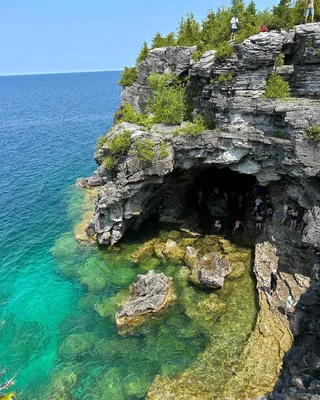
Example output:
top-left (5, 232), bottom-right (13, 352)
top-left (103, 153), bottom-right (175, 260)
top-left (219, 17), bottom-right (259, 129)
top-left (115, 270), bottom-right (175, 335)
top-left (189, 252), bottom-right (233, 288)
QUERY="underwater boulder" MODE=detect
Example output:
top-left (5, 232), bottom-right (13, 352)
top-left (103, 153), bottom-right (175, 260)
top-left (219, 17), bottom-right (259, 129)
top-left (129, 239), bottom-right (156, 263)
top-left (162, 239), bottom-right (185, 263)
top-left (116, 270), bottom-right (175, 335)
top-left (189, 252), bottom-right (233, 289)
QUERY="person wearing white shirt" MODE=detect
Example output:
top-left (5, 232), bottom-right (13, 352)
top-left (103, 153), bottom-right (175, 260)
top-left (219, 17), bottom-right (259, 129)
top-left (231, 15), bottom-right (239, 40)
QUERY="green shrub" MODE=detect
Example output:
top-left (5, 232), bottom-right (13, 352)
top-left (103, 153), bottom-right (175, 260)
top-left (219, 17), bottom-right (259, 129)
top-left (96, 135), bottom-right (108, 150)
top-left (210, 73), bottom-right (234, 84)
top-left (118, 67), bottom-right (137, 87)
top-left (135, 140), bottom-right (156, 162)
top-left (103, 156), bottom-right (118, 170)
top-left (264, 73), bottom-right (290, 99)
top-left (306, 39), bottom-right (312, 49)
top-left (274, 53), bottom-right (285, 69)
top-left (173, 115), bottom-right (211, 136)
top-left (136, 42), bottom-right (149, 64)
top-left (115, 104), bottom-right (154, 128)
top-left (305, 126), bottom-right (320, 140)
top-left (316, 50), bottom-right (320, 57)
top-left (274, 130), bottom-right (286, 139)
top-left (160, 141), bottom-right (169, 159)
top-left (235, 23), bottom-right (259, 43)
top-left (148, 72), bottom-right (186, 125)
top-left (108, 130), bottom-right (132, 155)
top-left (215, 42), bottom-right (234, 61)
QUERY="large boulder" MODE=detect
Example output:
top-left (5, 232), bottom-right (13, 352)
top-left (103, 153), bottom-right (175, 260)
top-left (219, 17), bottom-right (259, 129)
top-left (189, 252), bottom-right (233, 288)
top-left (116, 270), bottom-right (175, 335)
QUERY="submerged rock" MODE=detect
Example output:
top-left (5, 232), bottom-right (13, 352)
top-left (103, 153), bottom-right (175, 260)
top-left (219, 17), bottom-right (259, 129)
top-left (162, 239), bottom-right (185, 263)
top-left (183, 246), bottom-right (199, 267)
top-left (189, 252), bottom-right (233, 288)
top-left (116, 270), bottom-right (175, 335)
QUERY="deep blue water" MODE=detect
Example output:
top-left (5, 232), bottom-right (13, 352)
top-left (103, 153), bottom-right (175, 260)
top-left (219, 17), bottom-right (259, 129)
top-left (0, 71), bottom-right (121, 395)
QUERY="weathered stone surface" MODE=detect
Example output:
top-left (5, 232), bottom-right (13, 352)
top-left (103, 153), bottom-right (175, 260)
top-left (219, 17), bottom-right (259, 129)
top-left (189, 252), bottom-right (233, 288)
top-left (183, 246), bottom-right (199, 268)
top-left (162, 239), bottom-right (185, 262)
top-left (116, 270), bottom-right (175, 335)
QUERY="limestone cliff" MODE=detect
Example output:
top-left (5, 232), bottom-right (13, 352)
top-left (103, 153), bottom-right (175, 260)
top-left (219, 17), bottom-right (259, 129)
top-left (79, 23), bottom-right (320, 399)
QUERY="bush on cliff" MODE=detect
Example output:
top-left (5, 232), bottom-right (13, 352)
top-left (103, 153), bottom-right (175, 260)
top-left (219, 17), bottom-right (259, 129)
top-left (96, 135), bottom-right (108, 150)
top-left (118, 67), bottom-right (137, 87)
top-left (173, 115), bottom-right (215, 136)
top-left (305, 126), bottom-right (320, 140)
top-left (108, 130), bottom-right (132, 155)
top-left (148, 72), bottom-right (186, 125)
top-left (135, 140), bottom-right (156, 162)
top-left (215, 42), bottom-right (235, 61)
top-left (264, 73), bottom-right (290, 99)
top-left (103, 156), bottom-right (118, 170)
top-left (160, 141), bottom-right (169, 159)
top-left (115, 104), bottom-right (153, 128)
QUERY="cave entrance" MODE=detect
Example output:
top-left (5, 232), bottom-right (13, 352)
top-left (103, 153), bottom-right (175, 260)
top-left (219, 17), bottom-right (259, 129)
top-left (185, 166), bottom-right (267, 234)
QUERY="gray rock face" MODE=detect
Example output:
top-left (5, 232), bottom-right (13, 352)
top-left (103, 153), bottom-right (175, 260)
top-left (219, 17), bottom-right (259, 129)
top-left (116, 270), bottom-right (174, 334)
top-left (190, 252), bottom-right (233, 288)
top-left (121, 46), bottom-right (196, 113)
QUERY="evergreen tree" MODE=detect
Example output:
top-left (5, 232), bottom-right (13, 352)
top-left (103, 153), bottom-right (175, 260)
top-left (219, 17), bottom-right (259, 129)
top-left (136, 42), bottom-right (149, 64)
top-left (201, 10), bottom-right (216, 46)
top-left (177, 12), bottom-right (201, 46)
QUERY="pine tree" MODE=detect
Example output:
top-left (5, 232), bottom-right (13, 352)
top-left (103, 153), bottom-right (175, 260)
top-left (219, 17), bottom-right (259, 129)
top-left (177, 12), bottom-right (201, 46)
top-left (136, 42), bottom-right (149, 64)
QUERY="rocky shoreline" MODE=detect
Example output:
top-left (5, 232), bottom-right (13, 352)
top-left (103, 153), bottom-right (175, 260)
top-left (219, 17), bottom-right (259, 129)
top-left (76, 23), bottom-right (320, 399)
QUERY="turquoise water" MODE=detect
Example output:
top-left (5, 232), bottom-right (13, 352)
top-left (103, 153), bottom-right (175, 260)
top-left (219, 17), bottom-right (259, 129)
top-left (0, 72), bottom-right (257, 399)
top-left (0, 72), bottom-right (121, 397)
top-left (0, 73), bottom-right (210, 399)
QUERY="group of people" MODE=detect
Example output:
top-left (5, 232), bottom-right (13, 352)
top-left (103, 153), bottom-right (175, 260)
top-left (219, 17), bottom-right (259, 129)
top-left (230, 0), bottom-right (315, 41)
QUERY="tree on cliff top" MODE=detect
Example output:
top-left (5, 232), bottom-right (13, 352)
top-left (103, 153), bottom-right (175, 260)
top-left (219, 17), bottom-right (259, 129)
top-left (177, 12), bottom-right (201, 46)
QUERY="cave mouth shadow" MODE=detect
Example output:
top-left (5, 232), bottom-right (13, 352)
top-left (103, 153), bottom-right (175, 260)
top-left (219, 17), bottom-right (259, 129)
top-left (184, 165), bottom-right (266, 238)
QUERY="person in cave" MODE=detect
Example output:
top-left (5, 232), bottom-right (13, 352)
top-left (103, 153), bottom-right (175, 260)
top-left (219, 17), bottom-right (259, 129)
top-left (281, 203), bottom-right (290, 225)
top-left (255, 213), bottom-right (264, 230)
top-left (290, 208), bottom-right (299, 231)
top-left (266, 198), bottom-right (274, 218)
top-left (270, 270), bottom-right (279, 296)
top-left (233, 219), bottom-right (245, 232)
top-left (214, 219), bottom-right (222, 232)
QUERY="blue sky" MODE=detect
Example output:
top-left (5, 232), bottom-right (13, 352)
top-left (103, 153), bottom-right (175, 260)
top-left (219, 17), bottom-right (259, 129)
top-left (1, 0), bottom-right (276, 75)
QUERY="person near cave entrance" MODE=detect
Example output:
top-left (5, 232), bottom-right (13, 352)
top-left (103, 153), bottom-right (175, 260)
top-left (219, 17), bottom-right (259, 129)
top-left (290, 208), bottom-right (299, 231)
top-left (233, 219), bottom-right (245, 232)
top-left (270, 270), bottom-right (279, 296)
top-left (281, 203), bottom-right (290, 225)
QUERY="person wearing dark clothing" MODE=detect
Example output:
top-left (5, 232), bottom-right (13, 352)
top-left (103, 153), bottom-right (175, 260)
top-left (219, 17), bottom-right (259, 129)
top-left (270, 271), bottom-right (278, 296)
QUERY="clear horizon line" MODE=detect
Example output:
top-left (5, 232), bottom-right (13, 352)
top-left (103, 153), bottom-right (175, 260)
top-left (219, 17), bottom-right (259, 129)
top-left (0, 69), bottom-right (123, 77)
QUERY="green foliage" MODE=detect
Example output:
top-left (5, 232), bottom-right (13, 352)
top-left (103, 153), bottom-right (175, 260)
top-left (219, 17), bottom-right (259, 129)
top-left (264, 72), bottom-right (290, 99)
top-left (115, 104), bottom-right (153, 128)
top-left (211, 73), bottom-right (234, 84)
top-left (118, 66), bottom-right (137, 87)
top-left (173, 115), bottom-right (213, 136)
top-left (316, 50), bottom-right (320, 57)
top-left (274, 53), bottom-right (285, 69)
top-left (103, 156), bottom-right (118, 170)
top-left (135, 140), bottom-right (156, 162)
top-left (215, 41), bottom-right (235, 61)
top-left (274, 130), bottom-right (286, 138)
top-left (305, 126), bottom-right (320, 140)
top-left (148, 72), bottom-right (186, 125)
top-left (108, 130), bottom-right (132, 155)
top-left (136, 42), bottom-right (149, 64)
top-left (96, 135), bottom-right (108, 150)
top-left (306, 39), bottom-right (312, 49)
top-left (160, 141), bottom-right (169, 159)
top-left (152, 32), bottom-right (177, 48)
top-left (177, 12), bottom-right (201, 46)
top-left (235, 23), bottom-right (259, 43)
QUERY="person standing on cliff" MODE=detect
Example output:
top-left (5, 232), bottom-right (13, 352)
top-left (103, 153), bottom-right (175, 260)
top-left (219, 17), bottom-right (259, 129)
top-left (285, 295), bottom-right (294, 317)
top-left (305, 0), bottom-right (314, 23)
top-left (270, 270), bottom-right (279, 296)
top-left (230, 14), bottom-right (239, 40)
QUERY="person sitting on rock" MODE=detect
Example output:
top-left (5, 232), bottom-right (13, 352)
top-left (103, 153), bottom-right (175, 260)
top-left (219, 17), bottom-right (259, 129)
top-left (233, 219), bottom-right (245, 232)
top-left (290, 208), bottom-right (299, 231)
top-left (305, 0), bottom-right (314, 23)
top-left (214, 219), bottom-right (222, 232)
top-left (230, 14), bottom-right (239, 40)
top-left (260, 24), bottom-right (268, 32)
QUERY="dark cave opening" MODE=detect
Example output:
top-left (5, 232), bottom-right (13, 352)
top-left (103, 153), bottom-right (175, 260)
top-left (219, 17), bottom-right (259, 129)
top-left (184, 166), bottom-right (269, 236)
